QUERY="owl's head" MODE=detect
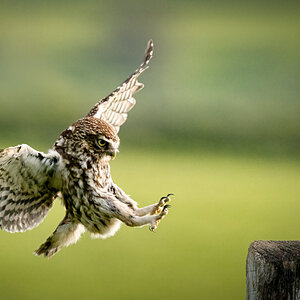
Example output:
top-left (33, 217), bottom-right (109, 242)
top-left (55, 117), bottom-right (120, 164)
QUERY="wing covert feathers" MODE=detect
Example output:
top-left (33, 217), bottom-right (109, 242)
top-left (87, 39), bottom-right (154, 132)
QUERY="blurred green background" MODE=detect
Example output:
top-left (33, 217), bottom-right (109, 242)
top-left (0, 1), bottom-right (300, 299)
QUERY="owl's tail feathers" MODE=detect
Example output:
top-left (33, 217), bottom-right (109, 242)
top-left (34, 216), bottom-right (85, 258)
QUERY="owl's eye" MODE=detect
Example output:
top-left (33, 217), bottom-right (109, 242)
top-left (97, 139), bottom-right (107, 147)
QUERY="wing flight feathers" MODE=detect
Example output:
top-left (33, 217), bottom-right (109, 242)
top-left (87, 39), bottom-right (154, 132)
top-left (0, 144), bottom-right (61, 232)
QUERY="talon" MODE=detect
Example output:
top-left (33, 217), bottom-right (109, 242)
top-left (149, 225), bottom-right (156, 232)
top-left (163, 204), bottom-right (171, 211)
top-left (161, 204), bottom-right (170, 216)
top-left (158, 193), bottom-right (174, 206)
top-left (159, 193), bottom-right (174, 202)
top-left (153, 194), bottom-right (174, 216)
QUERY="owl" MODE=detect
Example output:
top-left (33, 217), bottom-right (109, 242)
top-left (0, 40), bottom-right (172, 258)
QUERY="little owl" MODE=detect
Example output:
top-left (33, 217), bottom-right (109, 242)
top-left (0, 40), bottom-right (172, 258)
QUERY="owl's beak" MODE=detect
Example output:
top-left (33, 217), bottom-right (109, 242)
top-left (111, 150), bottom-right (117, 160)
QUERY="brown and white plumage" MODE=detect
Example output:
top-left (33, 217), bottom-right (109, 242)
top-left (0, 145), bottom-right (61, 232)
top-left (0, 40), bottom-right (172, 258)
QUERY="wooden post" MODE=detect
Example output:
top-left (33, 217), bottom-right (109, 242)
top-left (246, 241), bottom-right (300, 300)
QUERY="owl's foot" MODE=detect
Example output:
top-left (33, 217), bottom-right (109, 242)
top-left (153, 193), bottom-right (174, 215)
top-left (149, 204), bottom-right (170, 231)
top-left (116, 199), bottom-right (171, 229)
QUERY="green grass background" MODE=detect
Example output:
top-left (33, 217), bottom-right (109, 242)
top-left (1, 151), bottom-right (300, 299)
top-left (0, 1), bottom-right (300, 299)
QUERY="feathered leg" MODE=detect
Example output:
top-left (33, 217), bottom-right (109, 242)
top-left (34, 215), bottom-right (85, 258)
top-left (112, 201), bottom-right (170, 232)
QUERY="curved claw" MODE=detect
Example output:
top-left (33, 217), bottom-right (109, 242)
top-left (149, 226), bottom-right (156, 232)
top-left (160, 204), bottom-right (171, 217)
top-left (163, 204), bottom-right (171, 211)
top-left (160, 193), bottom-right (174, 201)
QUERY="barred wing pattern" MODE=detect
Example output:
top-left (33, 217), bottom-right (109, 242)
top-left (0, 145), bottom-right (61, 233)
top-left (87, 39), bottom-right (154, 132)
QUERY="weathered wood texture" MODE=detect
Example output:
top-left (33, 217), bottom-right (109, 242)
top-left (247, 241), bottom-right (300, 300)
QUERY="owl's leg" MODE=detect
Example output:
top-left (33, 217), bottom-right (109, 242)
top-left (34, 215), bottom-right (85, 258)
top-left (114, 203), bottom-right (170, 231)
top-left (135, 194), bottom-right (173, 216)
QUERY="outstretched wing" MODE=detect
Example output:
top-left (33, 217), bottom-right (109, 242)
top-left (86, 39), bottom-right (154, 133)
top-left (0, 144), bottom-right (62, 233)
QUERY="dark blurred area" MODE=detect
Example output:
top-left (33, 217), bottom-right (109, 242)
top-left (0, 0), bottom-right (299, 155)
